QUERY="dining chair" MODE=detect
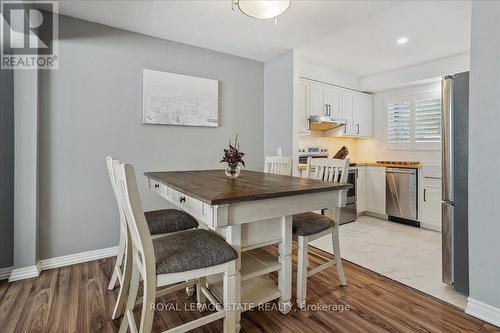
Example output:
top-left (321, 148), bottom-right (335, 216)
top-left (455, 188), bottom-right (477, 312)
top-left (114, 161), bottom-right (239, 333)
top-left (106, 156), bottom-right (199, 320)
top-left (264, 155), bottom-right (293, 176)
top-left (293, 157), bottom-right (349, 309)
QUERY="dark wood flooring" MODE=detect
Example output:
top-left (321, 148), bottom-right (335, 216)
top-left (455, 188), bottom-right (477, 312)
top-left (0, 246), bottom-right (498, 333)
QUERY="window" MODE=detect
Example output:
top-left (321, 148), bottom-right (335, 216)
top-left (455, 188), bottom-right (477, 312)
top-left (387, 100), bottom-right (411, 143)
top-left (386, 91), bottom-right (441, 146)
top-left (415, 96), bottom-right (441, 142)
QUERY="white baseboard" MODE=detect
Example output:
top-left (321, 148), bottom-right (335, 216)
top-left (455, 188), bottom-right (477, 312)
top-left (466, 297), bottom-right (500, 327)
top-left (39, 246), bottom-right (119, 270)
top-left (8, 263), bottom-right (41, 282)
top-left (0, 266), bottom-right (13, 280)
top-left (5, 246), bottom-right (118, 282)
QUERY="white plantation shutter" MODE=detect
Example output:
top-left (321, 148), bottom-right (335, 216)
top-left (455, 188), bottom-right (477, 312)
top-left (415, 96), bottom-right (441, 142)
top-left (387, 101), bottom-right (411, 143)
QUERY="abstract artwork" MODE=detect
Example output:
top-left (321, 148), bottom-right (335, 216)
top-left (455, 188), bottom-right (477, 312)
top-left (142, 69), bottom-right (219, 127)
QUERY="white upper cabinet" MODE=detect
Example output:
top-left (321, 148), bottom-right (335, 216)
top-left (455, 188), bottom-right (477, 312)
top-left (309, 82), bottom-right (342, 118)
top-left (341, 89), bottom-right (373, 137)
top-left (297, 79), bottom-right (373, 138)
top-left (298, 80), bottom-right (311, 133)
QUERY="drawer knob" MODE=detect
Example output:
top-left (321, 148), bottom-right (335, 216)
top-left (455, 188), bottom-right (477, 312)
top-left (179, 196), bottom-right (186, 203)
top-left (154, 184), bottom-right (160, 189)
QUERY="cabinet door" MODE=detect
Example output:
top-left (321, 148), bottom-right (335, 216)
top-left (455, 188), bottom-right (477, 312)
top-left (354, 94), bottom-right (373, 137)
top-left (367, 167), bottom-right (386, 215)
top-left (298, 80), bottom-right (311, 132)
top-left (341, 90), bottom-right (355, 135)
top-left (310, 83), bottom-right (326, 117)
top-left (324, 86), bottom-right (342, 118)
top-left (356, 167), bottom-right (367, 213)
top-left (421, 186), bottom-right (442, 231)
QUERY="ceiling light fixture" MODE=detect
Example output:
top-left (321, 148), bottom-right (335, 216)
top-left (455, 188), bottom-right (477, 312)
top-left (233, 0), bottom-right (291, 25)
top-left (397, 37), bottom-right (409, 45)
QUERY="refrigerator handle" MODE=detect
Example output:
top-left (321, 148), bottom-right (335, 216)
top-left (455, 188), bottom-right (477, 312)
top-left (442, 76), bottom-right (454, 202)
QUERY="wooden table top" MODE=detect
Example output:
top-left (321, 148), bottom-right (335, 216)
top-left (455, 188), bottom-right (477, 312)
top-left (145, 169), bottom-right (351, 205)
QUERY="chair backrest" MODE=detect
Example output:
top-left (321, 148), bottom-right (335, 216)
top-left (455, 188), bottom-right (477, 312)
top-left (305, 157), bottom-right (350, 184)
top-left (264, 156), bottom-right (293, 176)
top-left (106, 156), bottom-right (127, 231)
top-left (113, 162), bottom-right (155, 271)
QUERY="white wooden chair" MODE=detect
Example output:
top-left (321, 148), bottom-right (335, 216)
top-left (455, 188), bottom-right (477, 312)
top-left (113, 161), bottom-right (238, 333)
top-left (293, 157), bottom-right (349, 309)
top-left (264, 156), bottom-right (293, 176)
top-left (105, 156), bottom-right (199, 319)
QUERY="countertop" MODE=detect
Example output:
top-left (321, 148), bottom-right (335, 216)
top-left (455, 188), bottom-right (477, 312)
top-left (298, 161), bottom-right (422, 170)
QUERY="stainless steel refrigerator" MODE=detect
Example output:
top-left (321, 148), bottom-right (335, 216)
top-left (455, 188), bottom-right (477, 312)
top-left (441, 72), bottom-right (469, 295)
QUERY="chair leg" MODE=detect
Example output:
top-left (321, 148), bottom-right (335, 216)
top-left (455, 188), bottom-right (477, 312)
top-left (108, 231), bottom-right (126, 290)
top-left (332, 226), bottom-right (347, 286)
top-left (118, 264), bottom-right (140, 333)
top-left (296, 235), bottom-right (308, 309)
top-left (139, 266), bottom-right (156, 333)
top-left (112, 236), bottom-right (132, 319)
top-left (196, 276), bottom-right (207, 311)
top-left (223, 270), bottom-right (237, 333)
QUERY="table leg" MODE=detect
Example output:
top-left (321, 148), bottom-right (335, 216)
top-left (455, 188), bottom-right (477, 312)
top-left (278, 215), bottom-right (292, 314)
top-left (225, 225), bottom-right (241, 332)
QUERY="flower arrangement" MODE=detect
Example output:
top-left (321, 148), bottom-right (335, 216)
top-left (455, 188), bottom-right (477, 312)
top-left (221, 134), bottom-right (245, 179)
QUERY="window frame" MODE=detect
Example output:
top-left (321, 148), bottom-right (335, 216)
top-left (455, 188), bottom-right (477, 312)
top-left (385, 89), bottom-right (441, 151)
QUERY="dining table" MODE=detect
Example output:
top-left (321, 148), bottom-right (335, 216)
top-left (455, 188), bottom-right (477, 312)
top-left (144, 169), bottom-right (350, 332)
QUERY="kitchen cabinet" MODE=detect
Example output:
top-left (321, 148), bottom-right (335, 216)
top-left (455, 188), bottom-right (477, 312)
top-left (297, 79), bottom-right (373, 137)
top-left (356, 166), bottom-right (367, 213)
top-left (341, 90), bottom-right (373, 137)
top-left (366, 166), bottom-right (386, 215)
top-left (309, 81), bottom-right (342, 118)
top-left (421, 186), bottom-right (442, 231)
top-left (298, 80), bottom-right (311, 133)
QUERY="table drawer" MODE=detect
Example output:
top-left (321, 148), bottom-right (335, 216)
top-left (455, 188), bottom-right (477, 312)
top-left (164, 186), bottom-right (215, 228)
top-left (148, 179), bottom-right (164, 196)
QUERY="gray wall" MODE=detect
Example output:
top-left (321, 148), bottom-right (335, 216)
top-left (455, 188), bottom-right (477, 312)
top-left (38, 15), bottom-right (264, 259)
top-left (468, 1), bottom-right (500, 311)
top-left (0, 68), bottom-right (14, 269)
top-left (264, 51), bottom-right (294, 157)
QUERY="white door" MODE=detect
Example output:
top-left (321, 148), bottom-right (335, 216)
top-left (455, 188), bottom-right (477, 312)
top-left (356, 166), bottom-right (367, 213)
top-left (310, 83), bottom-right (326, 117)
top-left (341, 90), bottom-right (355, 135)
top-left (298, 80), bottom-right (311, 132)
top-left (324, 86), bottom-right (342, 118)
top-left (367, 167), bottom-right (386, 215)
top-left (354, 94), bottom-right (373, 137)
top-left (421, 186), bottom-right (442, 231)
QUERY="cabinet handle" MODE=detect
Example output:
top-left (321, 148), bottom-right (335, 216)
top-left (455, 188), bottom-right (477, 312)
top-left (179, 196), bottom-right (186, 203)
top-left (357, 124), bottom-right (360, 134)
top-left (423, 189), bottom-right (426, 202)
top-left (343, 124), bottom-right (346, 134)
top-left (325, 104), bottom-right (328, 116)
top-left (328, 105), bottom-right (332, 116)
top-left (154, 183), bottom-right (160, 189)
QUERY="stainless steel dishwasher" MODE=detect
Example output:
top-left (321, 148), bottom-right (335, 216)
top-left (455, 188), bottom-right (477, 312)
top-left (385, 167), bottom-right (419, 227)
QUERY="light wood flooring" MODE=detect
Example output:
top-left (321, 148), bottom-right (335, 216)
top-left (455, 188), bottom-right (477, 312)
top-left (0, 246), bottom-right (498, 333)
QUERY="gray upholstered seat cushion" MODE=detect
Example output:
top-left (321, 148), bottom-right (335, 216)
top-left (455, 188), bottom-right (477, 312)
top-left (153, 229), bottom-right (238, 274)
top-left (292, 212), bottom-right (334, 236)
top-left (144, 209), bottom-right (198, 235)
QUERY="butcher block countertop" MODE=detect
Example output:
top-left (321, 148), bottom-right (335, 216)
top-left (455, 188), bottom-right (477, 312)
top-left (298, 161), bottom-right (422, 170)
top-left (145, 169), bottom-right (351, 205)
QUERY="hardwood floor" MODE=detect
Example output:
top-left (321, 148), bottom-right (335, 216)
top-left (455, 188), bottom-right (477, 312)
top-left (0, 246), bottom-right (498, 333)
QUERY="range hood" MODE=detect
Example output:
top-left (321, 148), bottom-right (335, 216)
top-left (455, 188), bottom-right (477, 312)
top-left (308, 115), bottom-right (347, 131)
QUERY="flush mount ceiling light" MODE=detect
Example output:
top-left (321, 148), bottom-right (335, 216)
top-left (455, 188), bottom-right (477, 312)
top-left (397, 37), bottom-right (409, 45)
top-left (233, 0), bottom-right (291, 24)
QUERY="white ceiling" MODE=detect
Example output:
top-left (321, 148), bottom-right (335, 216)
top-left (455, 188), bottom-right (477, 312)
top-left (54, 1), bottom-right (396, 61)
top-left (299, 1), bottom-right (471, 77)
top-left (54, 0), bottom-right (471, 78)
